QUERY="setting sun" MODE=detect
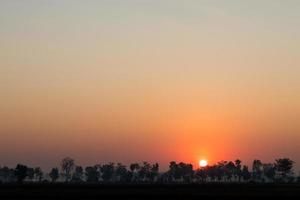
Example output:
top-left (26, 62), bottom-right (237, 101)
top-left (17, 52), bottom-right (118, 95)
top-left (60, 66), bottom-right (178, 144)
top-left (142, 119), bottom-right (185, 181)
top-left (199, 160), bottom-right (208, 167)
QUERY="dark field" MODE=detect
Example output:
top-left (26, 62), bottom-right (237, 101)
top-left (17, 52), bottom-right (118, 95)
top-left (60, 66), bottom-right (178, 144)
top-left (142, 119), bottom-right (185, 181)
top-left (1, 183), bottom-right (300, 199)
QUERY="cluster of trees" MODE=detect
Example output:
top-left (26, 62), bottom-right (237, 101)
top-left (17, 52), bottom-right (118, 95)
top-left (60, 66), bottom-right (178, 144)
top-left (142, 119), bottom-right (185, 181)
top-left (0, 157), bottom-right (299, 184)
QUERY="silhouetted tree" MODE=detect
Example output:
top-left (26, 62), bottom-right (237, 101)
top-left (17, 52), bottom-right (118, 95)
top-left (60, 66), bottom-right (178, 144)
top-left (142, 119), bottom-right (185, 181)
top-left (85, 166), bottom-right (100, 183)
top-left (0, 166), bottom-right (15, 182)
top-left (27, 167), bottom-right (35, 182)
top-left (94, 164), bottom-right (102, 180)
top-left (72, 166), bottom-right (84, 182)
top-left (130, 163), bottom-right (140, 182)
top-left (224, 161), bottom-right (235, 182)
top-left (234, 159), bottom-right (242, 182)
top-left (1, 158), bottom-right (299, 184)
top-left (263, 163), bottom-right (275, 182)
top-left (130, 163), bottom-right (140, 172)
top-left (101, 163), bottom-right (115, 182)
top-left (168, 161), bottom-right (180, 182)
top-left (168, 162), bottom-right (193, 183)
top-left (34, 167), bottom-right (43, 182)
top-left (138, 162), bottom-right (152, 182)
top-left (61, 157), bottom-right (75, 182)
top-left (275, 158), bottom-right (294, 181)
top-left (195, 167), bottom-right (208, 182)
top-left (207, 165), bottom-right (218, 182)
top-left (242, 166), bottom-right (251, 182)
top-left (115, 163), bottom-right (128, 182)
top-left (14, 164), bottom-right (28, 183)
top-left (180, 162), bottom-right (193, 183)
top-left (216, 161), bottom-right (227, 182)
top-left (252, 160), bottom-right (263, 182)
top-left (149, 163), bottom-right (159, 182)
top-left (49, 168), bottom-right (59, 182)
top-left (157, 171), bottom-right (168, 183)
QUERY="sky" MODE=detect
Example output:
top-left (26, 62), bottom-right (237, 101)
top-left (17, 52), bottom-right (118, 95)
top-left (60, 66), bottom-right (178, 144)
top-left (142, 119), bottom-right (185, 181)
top-left (0, 0), bottom-right (300, 171)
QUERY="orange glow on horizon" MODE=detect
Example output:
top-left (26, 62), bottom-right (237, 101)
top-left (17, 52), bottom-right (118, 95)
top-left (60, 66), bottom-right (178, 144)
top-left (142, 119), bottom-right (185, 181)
top-left (0, 0), bottom-right (300, 171)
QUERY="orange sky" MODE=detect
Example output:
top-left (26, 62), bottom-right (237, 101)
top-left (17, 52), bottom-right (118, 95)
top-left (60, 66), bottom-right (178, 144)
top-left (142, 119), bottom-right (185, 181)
top-left (0, 0), bottom-right (300, 170)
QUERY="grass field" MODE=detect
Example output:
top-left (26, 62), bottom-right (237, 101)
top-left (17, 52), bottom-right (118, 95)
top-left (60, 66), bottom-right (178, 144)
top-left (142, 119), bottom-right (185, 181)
top-left (1, 183), bottom-right (300, 199)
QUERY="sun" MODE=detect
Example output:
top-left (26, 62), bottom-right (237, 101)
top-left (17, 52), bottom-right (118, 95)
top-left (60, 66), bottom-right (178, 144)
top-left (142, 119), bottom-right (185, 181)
top-left (199, 159), bottom-right (208, 167)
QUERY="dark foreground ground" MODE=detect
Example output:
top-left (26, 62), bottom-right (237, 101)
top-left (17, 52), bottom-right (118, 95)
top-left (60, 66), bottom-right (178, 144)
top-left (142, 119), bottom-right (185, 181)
top-left (1, 183), bottom-right (300, 200)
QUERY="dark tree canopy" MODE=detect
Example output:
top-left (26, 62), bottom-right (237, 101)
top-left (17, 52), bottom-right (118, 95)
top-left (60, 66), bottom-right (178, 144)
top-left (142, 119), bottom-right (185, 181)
top-left (275, 158), bottom-right (294, 178)
top-left (72, 166), bottom-right (84, 182)
top-left (14, 164), bottom-right (28, 183)
top-left (0, 157), bottom-right (297, 184)
top-left (61, 157), bottom-right (75, 182)
top-left (85, 166), bottom-right (100, 183)
top-left (34, 167), bottom-right (43, 182)
top-left (101, 163), bottom-right (115, 182)
top-left (49, 168), bottom-right (59, 182)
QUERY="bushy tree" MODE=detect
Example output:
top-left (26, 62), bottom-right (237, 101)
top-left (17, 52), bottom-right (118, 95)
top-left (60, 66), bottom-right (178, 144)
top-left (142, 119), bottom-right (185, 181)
top-left (139, 162), bottom-right (152, 182)
top-left (168, 162), bottom-right (193, 183)
top-left (216, 161), bottom-right (227, 182)
top-left (168, 161), bottom-right (180, 181)
top-left (242, 166), bottom-right (251, 182)
top-left (115, 163), bottom-right (128, 182)
top-left (72, 166), bottom-right (84, 182)
top-left (34, 167), bottom-right (43, 182)
top-left (0, 166), bottom-right (15, 182)
top-left (224, 161), bottom-right (235, 182)
top-left (61, 157), bottom-right (75, 182)
top-left (149, 163), bottom-right (159, 182)
top-left (275, 158), bottom-right (294, 181)
top-left (195, 168), bottom-right (208, 182)
top-left (27, 167), bottom-right (35, 182)
top-left (234, 159), bottom-right (242, 182)
top-left (129, 163), bottom-right (140, 182)
top-left (252, 160), bottom-right (263, 182)
top-left (85, 166), bottom-right (100, 183)
top-left (207, 165), bottom-right (218, 182)
top-left (49, 168), bottom-right (59, 182)
top-left (101, 163), bottom-right (115, 182)
top-left (14, 164), bottom-right (28, 183)
top-left (263, 163), bottom-right (275, 182)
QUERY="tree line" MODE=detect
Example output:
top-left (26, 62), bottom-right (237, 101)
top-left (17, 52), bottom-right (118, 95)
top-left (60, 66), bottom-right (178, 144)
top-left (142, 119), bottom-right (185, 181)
top-left (0, 157), bottom-right (299, 184)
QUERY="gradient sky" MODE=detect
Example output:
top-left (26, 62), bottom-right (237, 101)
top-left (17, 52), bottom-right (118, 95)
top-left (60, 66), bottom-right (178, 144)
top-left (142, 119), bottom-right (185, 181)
top-left (1, 0), bottom-right (300, 171)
